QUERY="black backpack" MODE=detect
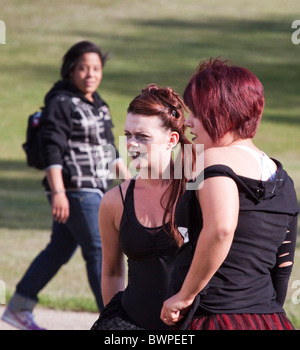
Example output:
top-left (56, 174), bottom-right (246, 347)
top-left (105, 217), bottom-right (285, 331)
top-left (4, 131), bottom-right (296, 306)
top-left (22, 110), bottom-right (44, 170)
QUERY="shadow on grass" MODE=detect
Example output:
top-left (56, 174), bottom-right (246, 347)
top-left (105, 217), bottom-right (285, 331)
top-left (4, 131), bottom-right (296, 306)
top-left (6, 15), bottom-right (298, 101)
top-left (70, 16), bottom-right (300, 112)
top-left (4, 16), bottom-right (299, 127)
top-left (0, 160), bottom-right (51, 230)
top-left (0, 160), bottom-right (120, 231)
top-left (262, 115), bottom-right (300, 125)
top-left (0, 159), bottom-right (299, 234)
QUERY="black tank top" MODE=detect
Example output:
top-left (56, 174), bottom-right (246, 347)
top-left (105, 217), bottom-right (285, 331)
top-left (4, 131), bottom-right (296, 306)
top-left (119, 179), bottom-right (178, 330)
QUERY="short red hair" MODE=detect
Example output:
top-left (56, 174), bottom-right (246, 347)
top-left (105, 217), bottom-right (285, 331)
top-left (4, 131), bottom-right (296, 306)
top-left (183, 58), bottom-right (265, 142)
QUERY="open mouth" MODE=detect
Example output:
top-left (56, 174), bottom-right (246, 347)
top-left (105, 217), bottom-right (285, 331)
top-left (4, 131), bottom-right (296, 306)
top-left (129, 151), bottom-right (147, 160)
top-left (129, 151), bottom-right (140, 160)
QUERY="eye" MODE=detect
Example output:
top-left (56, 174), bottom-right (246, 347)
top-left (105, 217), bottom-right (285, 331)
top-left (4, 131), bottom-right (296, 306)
top-left (136, 134), bottom-right (149, 140)
top-left (93, 66), bottom-right (101, 73)
top-left (78, 65), bottom-right (88, 73)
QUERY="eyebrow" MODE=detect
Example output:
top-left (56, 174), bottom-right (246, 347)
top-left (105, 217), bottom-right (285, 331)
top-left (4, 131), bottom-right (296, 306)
top-left (124, 129), bottom-right (149, 134)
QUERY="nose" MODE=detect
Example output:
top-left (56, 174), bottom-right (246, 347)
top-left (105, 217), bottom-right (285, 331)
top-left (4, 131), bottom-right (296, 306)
top-left (127, 138), bottom-right (139, 148)
top-left (87, 68), bottom-right (93, 77)
top-left (130, 141), bottom-right (139, 148)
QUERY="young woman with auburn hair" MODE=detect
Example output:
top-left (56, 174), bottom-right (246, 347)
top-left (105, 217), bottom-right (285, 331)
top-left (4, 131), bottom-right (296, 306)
top-left (161, 59), bottom-right (298, 330)
top-left (91, 84), bottom-right (195, 330)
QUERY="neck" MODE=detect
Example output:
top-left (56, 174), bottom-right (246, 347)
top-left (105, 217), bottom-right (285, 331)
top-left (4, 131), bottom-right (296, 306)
top-left (136, 158), bottom-right (174, 183)
top-left (216, 133), bottom-right (252, 148)
top-left (227, 139), bottom-right (253, 147)
top-left (136, 175), bottom-right (172, 189)
top-left (84, 93), bottom-right (94, 102)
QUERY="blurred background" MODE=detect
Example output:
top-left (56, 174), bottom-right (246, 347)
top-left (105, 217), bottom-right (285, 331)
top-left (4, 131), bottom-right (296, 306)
top-left (0, 0), bottom-right (299, 327)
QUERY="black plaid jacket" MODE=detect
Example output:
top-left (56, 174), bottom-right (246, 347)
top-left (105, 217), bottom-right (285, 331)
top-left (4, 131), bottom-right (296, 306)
top-left (40, 81), bottom-right (119, 191)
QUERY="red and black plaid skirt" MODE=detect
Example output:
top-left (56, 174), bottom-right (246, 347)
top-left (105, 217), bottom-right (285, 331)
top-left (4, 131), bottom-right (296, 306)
top-left (186, 313), bottom-right (294, 330)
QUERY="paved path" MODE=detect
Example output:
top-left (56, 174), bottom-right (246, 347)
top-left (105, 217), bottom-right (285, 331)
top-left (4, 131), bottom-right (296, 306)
top-left (0, 305), bottom-right (98, 330)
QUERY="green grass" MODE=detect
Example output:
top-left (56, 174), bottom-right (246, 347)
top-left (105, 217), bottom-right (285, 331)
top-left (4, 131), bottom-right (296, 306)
top-left (0, 0), bottom-right (299, 325)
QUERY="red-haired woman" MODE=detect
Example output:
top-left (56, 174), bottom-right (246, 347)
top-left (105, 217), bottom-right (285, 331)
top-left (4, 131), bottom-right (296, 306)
top-left (91, 84), bottom-right (194, 330)
top-left (161, 59), bottom-right (299, 330)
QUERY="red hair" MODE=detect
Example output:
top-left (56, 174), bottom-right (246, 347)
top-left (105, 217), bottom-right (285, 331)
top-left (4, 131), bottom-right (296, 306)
top-left (183, 58), bottom-right (265, 142)
top-left (128, 84), bottom-right (195, 245)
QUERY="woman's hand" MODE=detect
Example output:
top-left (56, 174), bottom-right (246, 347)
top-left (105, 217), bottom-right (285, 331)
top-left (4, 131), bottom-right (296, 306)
top-left (160, 293), bottom-right (194, 326)
top-left (51, 192), bottom-right (69, 223)
top-left (45, 167), bottom-right (69, 223)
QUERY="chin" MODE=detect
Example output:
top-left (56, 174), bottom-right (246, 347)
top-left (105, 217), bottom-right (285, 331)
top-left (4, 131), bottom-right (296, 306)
top-left (84, 88), bottom-right (96, 94)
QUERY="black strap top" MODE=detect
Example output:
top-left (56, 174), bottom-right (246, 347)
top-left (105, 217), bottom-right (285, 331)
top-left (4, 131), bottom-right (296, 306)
top-left (119, 179), bottom-right (178, 330)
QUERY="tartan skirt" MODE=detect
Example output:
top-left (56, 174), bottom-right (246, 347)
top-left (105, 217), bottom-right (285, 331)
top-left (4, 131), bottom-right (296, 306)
top-left (186, 312), bottom-right (294, 330)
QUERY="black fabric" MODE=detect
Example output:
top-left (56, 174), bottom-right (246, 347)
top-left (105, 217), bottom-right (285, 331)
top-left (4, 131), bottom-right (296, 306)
top-left (119, 179), bottom-right (178, 330)
top-left (22, 111), bottom-right (44, 170)
top-left (91, 292), bottom-right (144, 330)
top-left (174, 161), bottom-right (299, 315)
top-left (39, 80), bottom-right (118, 191)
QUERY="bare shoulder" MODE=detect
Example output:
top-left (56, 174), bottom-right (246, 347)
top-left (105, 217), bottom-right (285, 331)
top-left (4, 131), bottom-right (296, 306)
top-left (203, 147), bottom-right (232, 168)
top-left (99, 180), bottom-right (132, 231)
top-left (199, 147), bottom-right (239, 198)
top-left (100, 180), bottom-right (132, 221)
top-left (101, 180), bottom-right (130, 208)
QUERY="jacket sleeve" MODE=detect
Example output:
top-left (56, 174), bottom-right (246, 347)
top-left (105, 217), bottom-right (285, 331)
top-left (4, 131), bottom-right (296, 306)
top-left (40, 95), bottom-right (73, 168)
top-left (271, 213), bottom-right (298, 306)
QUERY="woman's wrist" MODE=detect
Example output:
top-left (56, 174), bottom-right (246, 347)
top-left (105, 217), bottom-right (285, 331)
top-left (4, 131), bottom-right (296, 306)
top-left (177, 288), bottom-right (198, 307)
top-left (51, 189), bottom-right (65, 195)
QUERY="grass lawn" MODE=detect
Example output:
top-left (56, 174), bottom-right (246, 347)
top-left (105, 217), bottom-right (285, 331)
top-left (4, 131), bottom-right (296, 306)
top-left (0, 0), bottom-right (299, 327)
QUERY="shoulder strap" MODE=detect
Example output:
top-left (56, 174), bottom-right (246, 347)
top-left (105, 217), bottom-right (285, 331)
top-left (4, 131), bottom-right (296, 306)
top-left (119, 179), bottom-right (136, 225)
top-left (203, 164), bottom-right (237, 180)
top-left (118, 184), bottom-right (125, 206)
top-left (119, 179), bottom-right (135, 206)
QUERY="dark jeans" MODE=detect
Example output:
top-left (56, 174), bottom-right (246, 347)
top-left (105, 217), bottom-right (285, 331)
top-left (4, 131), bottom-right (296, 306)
top-left (16, 190), bottom-right (104, 312)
